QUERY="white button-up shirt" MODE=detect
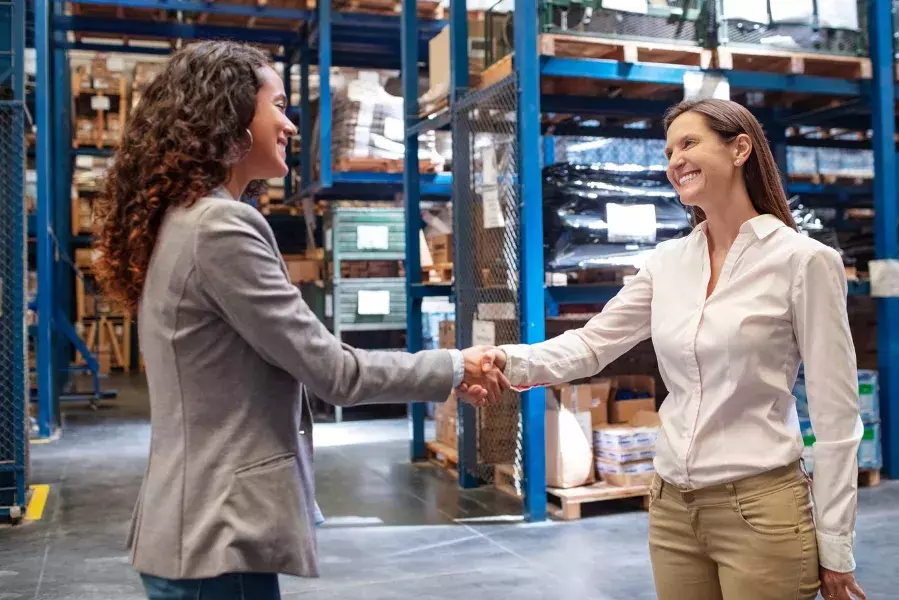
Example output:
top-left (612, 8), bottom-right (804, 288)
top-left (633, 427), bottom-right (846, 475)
top-left (500, 214), bottom-right (863, 572)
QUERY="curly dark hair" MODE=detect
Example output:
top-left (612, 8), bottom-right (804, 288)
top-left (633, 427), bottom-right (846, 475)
top-left (93, 41), bottom-right (271, 313)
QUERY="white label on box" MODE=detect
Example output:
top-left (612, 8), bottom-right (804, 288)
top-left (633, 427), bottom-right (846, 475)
top-left (472, 319), bottom-right (496, 346)
top-left (720, 0), bottom-right (768, 23)
top-left (483, 146), bottom-right (498, 186)
top-left (607, 203), bottom-right (657, 243)
top-left (74, 156), bottom-right (94, 169)
top-left (482, 186), bottom-right (505, 230)
top-left (106, 56), bottom-right (125, 72)
top-left (325, 228), bottom-right (333, 252)
top-left (869, 259), bottom-right (899, 297)
top-left (769, 0), bottom-right (814, 24)
top-left (325, 294), bottom-right (334, 318)
top-left (601, 0), bottom-right (648, 15)
top-left (91, 95), bottom-right (111, 111)
top-left (683, 71), bottom-right (730, 101)
top-left (356, 225), bottom-right (390, 250)
top-left (357, 290), bottom-right (391, 315)
top-left (817, 0), bottom-right (859, 30)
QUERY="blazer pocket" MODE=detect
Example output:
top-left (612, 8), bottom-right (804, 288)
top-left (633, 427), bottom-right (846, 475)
top-left (735, 484), bottom-right (801, 535)
top-left (224, 453), bottom-right (315, 572)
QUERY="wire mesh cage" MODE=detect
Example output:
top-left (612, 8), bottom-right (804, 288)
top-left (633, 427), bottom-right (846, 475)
top-left (453, 76), bottom-right (523, 485)
top-left (0, 101), bottom-right (28, 516)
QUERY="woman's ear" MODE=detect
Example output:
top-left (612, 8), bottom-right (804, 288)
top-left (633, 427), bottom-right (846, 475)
top-left (733, 133), bottom-right (752, 167)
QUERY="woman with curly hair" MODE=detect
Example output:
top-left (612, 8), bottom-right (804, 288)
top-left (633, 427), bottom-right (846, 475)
top-left (93, 41), bottom-right (507, 600)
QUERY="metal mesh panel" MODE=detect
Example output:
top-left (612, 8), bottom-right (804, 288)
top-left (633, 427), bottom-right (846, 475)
top-left (453, 77), bottom-right (522, 484)
top-left (0, 102), bottom-right (27, 513)
top-left (715, 0), bottom-right (868, 56)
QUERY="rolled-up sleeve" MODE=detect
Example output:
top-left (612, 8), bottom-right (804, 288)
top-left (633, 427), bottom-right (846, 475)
top-left (792, 246), bottom-right (864, 572)
top-left (499, 264), bottom-right (654, 390)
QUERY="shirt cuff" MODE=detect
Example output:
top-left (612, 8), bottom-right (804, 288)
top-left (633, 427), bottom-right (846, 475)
top-left (448, 349), bottom-right (464, 388)
top-left (817, 530), bottom-right (856, 572)
top-left (498, 344), bottom-right (528, 389)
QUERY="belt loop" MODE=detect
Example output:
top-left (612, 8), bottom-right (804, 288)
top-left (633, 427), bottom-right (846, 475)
top-left (657, 476), bottom-right (664, 497)
top-left (725, 482), bottom-right (738, 511)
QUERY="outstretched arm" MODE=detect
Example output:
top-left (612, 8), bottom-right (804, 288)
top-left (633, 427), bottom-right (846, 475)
top-left (193, 202), bottom-right (503, 406)
top-left (461, 265), bottom-right (654, 393)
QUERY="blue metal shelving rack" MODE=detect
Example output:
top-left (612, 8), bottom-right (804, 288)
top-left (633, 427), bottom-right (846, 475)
top-left (0, 0), bottom-right (28, 520)
top-left (402, 0), bottom-right (899, 521)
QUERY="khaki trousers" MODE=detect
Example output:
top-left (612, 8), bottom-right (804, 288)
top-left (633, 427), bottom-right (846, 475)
top-left (648, 461), bottom-right (820, 600)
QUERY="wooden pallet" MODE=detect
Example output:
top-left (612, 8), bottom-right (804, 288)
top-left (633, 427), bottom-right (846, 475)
top-left (259, 203), bottom-right (300, 216)
top-left (556, 266), bottom-right (638, 287)
top-left (335, 0), bottom-right (442, 19)
top-left (548, 481), bottom-right (650, 521)
top-left (494, 463), bottom-right (522, 499)
top-left (789, 172), bottom-right (873, 187)
top-left (859, 469), bottom-right (881, 488)
top-left (196, 0), bottom-right (312, 29)
top-left (425, 440), bottom-right (458, 478)
top-left (422, 263), bottom-right (453, 284)
top-left (479, 34), bottom-right (710, 94)
top-left (419, 96), bottom-right (449, 119)
top-left (716, 47), bottom-right (872, 80)
top-left (541, 33), bottom-right (712, 68)
top-left (335, 156), bottom-right (442, 174)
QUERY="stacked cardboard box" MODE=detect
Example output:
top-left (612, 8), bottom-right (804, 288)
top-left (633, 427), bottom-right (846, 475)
top-left (594, 412), bottom-right (660, 487)
top-left (282, 254), bottom-right (323, 284)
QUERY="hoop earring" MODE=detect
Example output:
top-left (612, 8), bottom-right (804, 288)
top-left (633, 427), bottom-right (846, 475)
top-left (245, 128), bottom-right (254, 150)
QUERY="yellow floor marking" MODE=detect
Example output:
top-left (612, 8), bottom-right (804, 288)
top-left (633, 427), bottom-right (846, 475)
top-left (25, 484), bottom-right (50, 521)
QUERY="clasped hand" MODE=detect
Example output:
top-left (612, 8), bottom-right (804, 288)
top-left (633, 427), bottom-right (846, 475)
top-left (456, 346), bottom-right (509, 407)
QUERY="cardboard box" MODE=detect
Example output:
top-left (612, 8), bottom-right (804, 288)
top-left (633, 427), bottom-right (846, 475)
top-left (428, 26), bottom-right (451, 96)
top-left (435, 391), bottom-right (458, 448)
top-left (428, 233), bottom-right (453, 265)
top-left (609, 375), bottom-right (656, 424)
top-left (283, 255), bottom-right (322, 283)
top-left (439, 320), bottom-right (455, 349)
top-left (596, 458), bottom-right (655, 487)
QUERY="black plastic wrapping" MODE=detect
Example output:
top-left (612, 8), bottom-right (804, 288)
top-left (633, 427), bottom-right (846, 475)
top-left (543, 163), bottom-right (691, 272)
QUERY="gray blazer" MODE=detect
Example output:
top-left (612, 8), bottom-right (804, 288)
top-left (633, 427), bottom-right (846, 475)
top-left (127, 189), bottom-right (455, 580)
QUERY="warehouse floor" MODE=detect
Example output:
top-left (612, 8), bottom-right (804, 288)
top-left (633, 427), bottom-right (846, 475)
top-left (2, 376), bottom-right (899, 600)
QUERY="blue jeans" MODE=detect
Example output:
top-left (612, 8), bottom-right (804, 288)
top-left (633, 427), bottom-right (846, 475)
top-left (140, 572), bottom-right (281, 600)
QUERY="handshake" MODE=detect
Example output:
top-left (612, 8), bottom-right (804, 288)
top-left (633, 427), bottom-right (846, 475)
top-left (455, 346), bottom-right (511, 407)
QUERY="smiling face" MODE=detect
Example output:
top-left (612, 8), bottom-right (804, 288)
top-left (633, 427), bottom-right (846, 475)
top-left (243, 65), bottom-right (297, 179)
top-left (664, 111), bottom-right (751, 213)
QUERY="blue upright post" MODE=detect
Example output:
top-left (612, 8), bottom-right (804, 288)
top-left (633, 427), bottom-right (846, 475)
top-left (402, 0), bottom-right (427, 461)
top-left (300, 45), bottom-right (311, 190)
top-left (283, 48), bottom-right (294, 198)
top-left (318, 0), bottom-right (332, 188)
top-left (515, 0), bottom-right (547, 521)
top-left (449, 0), bottom-right (479, 490)
top-left (53, 19), bottom-right (72, 397)
top-left (35, 0), bottom-right (56, 439)
top-left (869, 0), bottom-right (899, 478)
top-left (542, 136), bottom-right (555, 167)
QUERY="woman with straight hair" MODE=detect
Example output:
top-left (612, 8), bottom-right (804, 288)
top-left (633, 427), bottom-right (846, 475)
top-left (93, 40), bottom-right (507, 600)
top-left (460, 99), bottom-right (866, 600)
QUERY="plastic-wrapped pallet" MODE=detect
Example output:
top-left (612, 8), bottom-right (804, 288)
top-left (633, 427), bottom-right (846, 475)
top-left (542, 162), bottom-right (692, 272)
top-left (310, 70), bottom-right (448, 174)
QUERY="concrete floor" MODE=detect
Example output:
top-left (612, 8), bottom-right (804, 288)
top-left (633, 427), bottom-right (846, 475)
top-left (2, 375), bottom-right (899, 600)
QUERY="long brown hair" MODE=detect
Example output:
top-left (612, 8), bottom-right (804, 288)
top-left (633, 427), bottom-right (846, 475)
top-left (93, 41), bottom-right (270, 313)
top-left (663, 99), bottom-right (797, 231)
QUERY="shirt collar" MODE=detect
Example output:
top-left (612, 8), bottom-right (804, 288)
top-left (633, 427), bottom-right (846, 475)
top-left (694, 213), bottom-right (785, 240)
top-left (742, 213), bottom-right (785, 239)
